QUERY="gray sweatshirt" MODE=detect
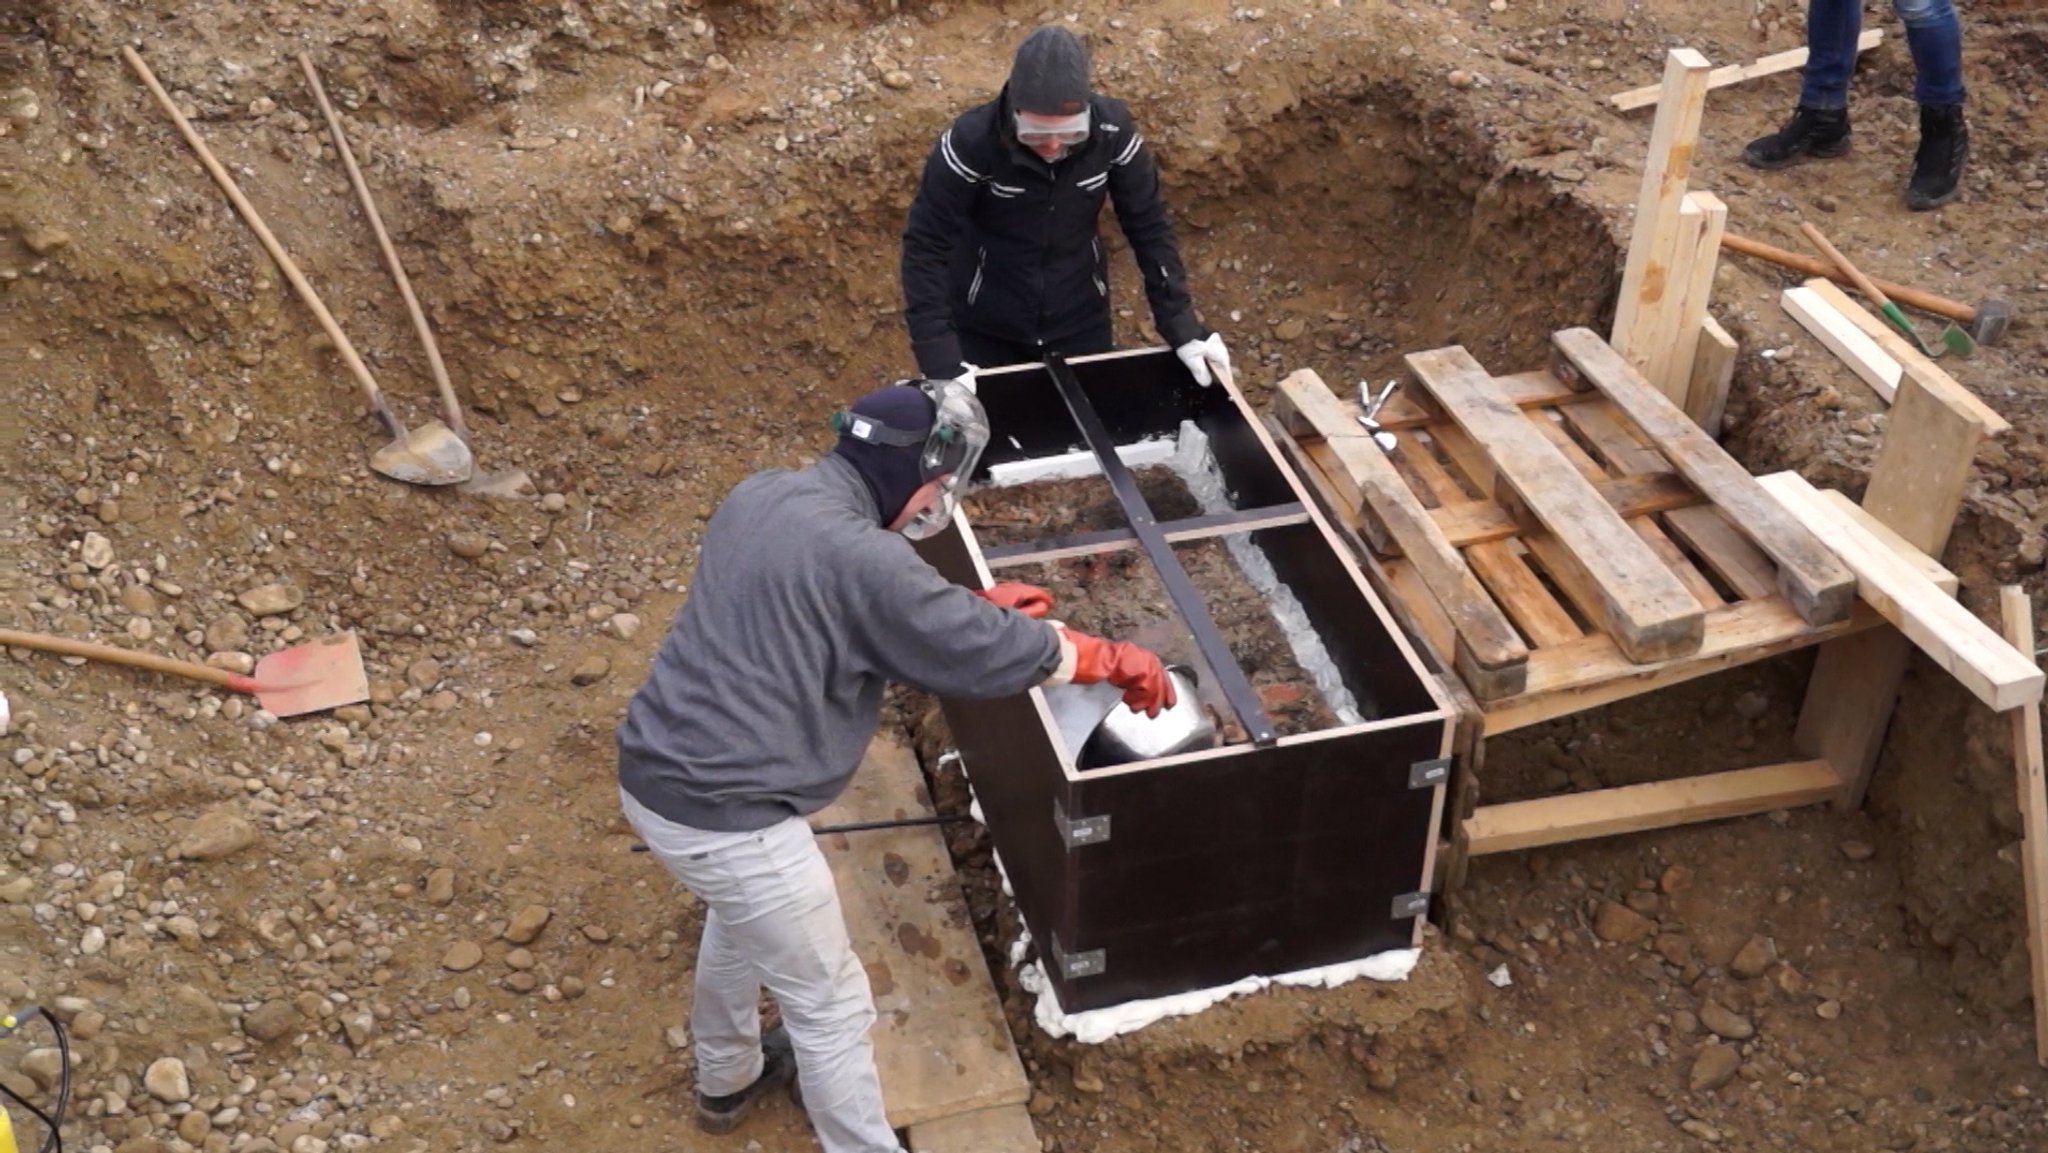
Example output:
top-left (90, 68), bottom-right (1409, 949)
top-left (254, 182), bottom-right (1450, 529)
top-left (617, 454), bottom-right (1062, 831)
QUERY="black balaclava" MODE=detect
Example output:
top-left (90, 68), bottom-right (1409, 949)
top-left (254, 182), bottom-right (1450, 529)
top-left (1009, 25), bottom-right (1091, 116)
top-left (831, 384), bottom-right (937, 525)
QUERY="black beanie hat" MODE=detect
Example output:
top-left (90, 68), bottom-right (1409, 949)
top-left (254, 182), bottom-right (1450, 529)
top-left (831, 384), bottom-right (937, 525)
top-left (1009, 26), bottom-right (1091, 116)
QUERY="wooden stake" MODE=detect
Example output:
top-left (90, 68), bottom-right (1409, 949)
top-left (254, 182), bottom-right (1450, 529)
top-left (1611, 49), bottom-right (1713, 394)
top-left (1686, 316), bottom-right (1739, 436)
top-left (1997, 586), bottom-right (2048, 1069)
top-left (1664, 191), bottom-right (1728, 405)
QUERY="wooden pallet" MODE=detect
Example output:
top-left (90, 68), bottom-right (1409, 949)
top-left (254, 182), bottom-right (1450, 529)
top-left (1273, 328), bottom-right (1862, 738)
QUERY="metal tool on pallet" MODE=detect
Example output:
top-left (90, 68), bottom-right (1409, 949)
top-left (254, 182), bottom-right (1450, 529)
top-left (1358, 380), bottom-right (1400, 451)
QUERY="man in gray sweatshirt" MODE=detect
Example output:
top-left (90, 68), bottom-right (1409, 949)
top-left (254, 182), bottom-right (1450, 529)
top-left (617, 378), bottom-right (1173, 1151)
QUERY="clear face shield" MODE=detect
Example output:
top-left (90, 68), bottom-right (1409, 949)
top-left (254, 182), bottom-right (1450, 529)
top-left (898, 378), bottom-right (990, 541)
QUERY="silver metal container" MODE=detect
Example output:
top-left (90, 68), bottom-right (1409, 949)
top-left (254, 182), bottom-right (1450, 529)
top-left (1081, 666), bottom-right (1216, 766)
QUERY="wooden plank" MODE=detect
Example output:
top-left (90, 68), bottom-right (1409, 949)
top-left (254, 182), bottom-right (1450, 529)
top-left (815, 739), bottom-right (1030, 1129)
top-left (1544, 404), bottom-right (1735, 606)
top-left (1801, 278), bottom-right (2008, 433)
top-left (1486, 598), bottom-right (1884, 736)
top-left (1760, 471), bottom-right (2043, 710)
top-left (1800, 632), bottom-right (1913, 812)
top-left (1665, 191), bottom-right (1728, 405)
top-left (1465, 760), bottom-right (1843, 855)
top-left (983, 505), bottom-right (1312, 568)
top-left (1609, 30), bottom-right (1884, 111)
top-left (909, 1104), bottom-right (1041, 1153)
top-left (1372, 370), bottom-right (1592, 431)
top-left (1997, 587), bottom-right (2048, 1070)
top-left (1661, 506), bottom-right (1780, 601)
top-left (1610, 48), bottom-right (1713, 392)
top-left (1686, 315), bottom-right (1739, 438)
top-left (1407, 346), bottom-right (1704, 663)
top-left (1279, 371), bottom-right (1529, 698)
top-left (1429, 472), bottom-right (1703, 547)
top-left (1553, 327), bottom-right (1857, 626)
top-left (1783, 284), bottom-right (1902, 402)
top-left (1466, 541), bottom-right (1583, 647)
top-left (1817, 489), bottom-right (1956, 594)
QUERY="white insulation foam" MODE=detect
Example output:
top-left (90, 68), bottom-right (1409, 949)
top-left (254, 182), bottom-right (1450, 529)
top-left (1018, 947), bottom-right (1422, 1045)
top-left (986, 438), bottom-right (1180, 487)
top-left (1167, 421), bottom-right (1369, 724)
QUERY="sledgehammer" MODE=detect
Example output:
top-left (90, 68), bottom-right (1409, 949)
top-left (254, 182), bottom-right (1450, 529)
top-left (1722, 232), bottom-right (2013, 346)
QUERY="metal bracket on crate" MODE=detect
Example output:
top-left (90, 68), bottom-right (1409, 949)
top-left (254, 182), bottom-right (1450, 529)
top-left (1041, 351), bottom-right (1280, 747)
top-left (1049, 933), bottom-right (1106, 979)
top-left (1391, 891), bottom-right (1432, 920)
top-left (1053, 798), bottom-right (1111, 849)
top-left (1409, 756), bottom-right (1452, 789)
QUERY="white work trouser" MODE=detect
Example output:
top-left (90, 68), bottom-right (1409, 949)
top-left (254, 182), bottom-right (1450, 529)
top-left (622, 788), bottom-right (905, 1153)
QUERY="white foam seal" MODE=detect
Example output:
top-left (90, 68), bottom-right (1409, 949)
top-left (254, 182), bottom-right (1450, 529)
top-left (1018, 947), bottom-right (1422, 1045)
top-left (985, 438), bottom-right (1180, 487)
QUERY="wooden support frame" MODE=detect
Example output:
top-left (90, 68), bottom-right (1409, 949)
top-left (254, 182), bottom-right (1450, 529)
top-left (1799, 279), bottom-right (2009, 433)
top-left (1609, 30), bottom-right (1884, 111)
top-left (1465, 759), bottom-right (1843, 855)
top-left (1611, 48), bottom-right (1712, 395)
top-left (1997, 587), bottom-right (2048, 1070)
top-left (1687, 315), bottom-right (1739, 437)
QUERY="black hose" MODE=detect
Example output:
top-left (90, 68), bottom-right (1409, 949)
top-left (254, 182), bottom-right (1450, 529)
top-left (0, 1006), bottom-right (68, 1153)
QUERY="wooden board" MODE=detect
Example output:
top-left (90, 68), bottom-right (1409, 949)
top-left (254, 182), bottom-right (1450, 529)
top-left (1997, 587), bottom-right (2048, 1070)
top-left (1800, 279), bottom-right (2008, 433)
top-left (1553, 328), bottom-right (1856, 626)
top-left (1429, 471), bottom-right (1701, 547)
top-left (1486, 599), bottom-right (1884, 736)
top-left (1465, 760), bottom-right (1844, 855)
top-left (814, 739), bottom-right (1030, 1129)
top-left (1817, 489), bottom-right (1956, 594)
top-left (1783, 284), bottom-right (1902, 402)
top-left (1609, 30), bottom-right (1884, 111)
top-left (1661, 505), bottom-right (1779, 601)
top-left (1466, 541), bottom-right (1582, 647)
top-left (1687, 315), bottom-right (1739, 438)
top-left (1610, 48), bottom-right (1712, 392)
top-left (1277, 371), bottom-right (1529, 699)
top-left (1760, 471), bottom-right (2043, 711)
top-left (1665, 191), bottom-right (1728, 405)
top-left (909, 1104), bottom-right (1041, 1153)
top-left (1406, 346), bottom-right (1704, 663)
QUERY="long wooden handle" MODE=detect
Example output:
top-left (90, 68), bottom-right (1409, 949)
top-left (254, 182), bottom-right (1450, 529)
top-left (0, 628), bottom-right (251, 691)
top-left (299, 54), bottom-right (468, 442)
top-left (1798, 222), bottom-right (1893, 310)
top-left (1720, 233), bottom-right (1975, 323)
top-left (121, 46), bottom-right (402, 439)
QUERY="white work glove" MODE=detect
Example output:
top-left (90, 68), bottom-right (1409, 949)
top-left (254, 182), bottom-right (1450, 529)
top-left (1176, 334), bottom-right (1234, 389)
top-left (952, 361), bottom-right (982, 395)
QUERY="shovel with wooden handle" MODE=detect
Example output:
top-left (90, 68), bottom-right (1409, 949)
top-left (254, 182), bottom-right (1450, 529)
top-left (122, 47), bottom-right (473, 486)
top-left (1798, 222), bottom-right (1974, 358)
top-left (0, 629), bottom-right (370, 718)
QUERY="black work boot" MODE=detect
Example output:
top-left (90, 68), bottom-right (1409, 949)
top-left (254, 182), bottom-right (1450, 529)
top-left (1905, 104), bottom-right (1968, 211)
top-left (1742, 106), bottom-right (1851, 170)
top-left (695, 1025), bottom-right (797, 1135)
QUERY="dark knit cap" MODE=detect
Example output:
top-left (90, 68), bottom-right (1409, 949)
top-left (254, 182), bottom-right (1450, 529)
top-left (1009, 26), bottom-right (1091, 116)
top-left (831, 384), bottom-right (937, 525)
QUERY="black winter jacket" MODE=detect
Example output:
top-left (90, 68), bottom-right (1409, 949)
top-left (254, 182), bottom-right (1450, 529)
top-left (900, 88), bottom-right (1206, 379)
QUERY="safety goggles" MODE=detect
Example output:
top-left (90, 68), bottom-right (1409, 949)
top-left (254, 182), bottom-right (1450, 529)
top-left (1015, 109), bottom-right (1090, 147)
top-left (830, 378), bottom-right (992, 541)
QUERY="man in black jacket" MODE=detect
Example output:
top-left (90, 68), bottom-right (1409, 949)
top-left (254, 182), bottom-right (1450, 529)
top-left (899, 25), bottom-right (1234, 389)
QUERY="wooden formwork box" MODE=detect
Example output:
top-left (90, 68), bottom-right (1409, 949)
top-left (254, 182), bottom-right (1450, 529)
top-left (1268, 326), bottom-right (2019, 913)
top-left (916, 349), bottom-right (1459, 1015)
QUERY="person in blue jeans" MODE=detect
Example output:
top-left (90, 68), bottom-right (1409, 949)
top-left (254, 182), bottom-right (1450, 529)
top-left (1743, 0), bottom-right (1968, 210)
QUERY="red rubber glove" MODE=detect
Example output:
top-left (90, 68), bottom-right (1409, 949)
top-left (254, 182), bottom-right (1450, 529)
top-left (974, 582), bottom-right (1054, 619)
top-left (1059, 627), bottom-right (1176, 718)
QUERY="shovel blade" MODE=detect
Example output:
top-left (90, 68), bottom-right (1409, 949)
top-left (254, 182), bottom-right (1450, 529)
top-left (251, 633), bottom-right (370, 718)
top-left (371, 420), bottom-right (474, 486)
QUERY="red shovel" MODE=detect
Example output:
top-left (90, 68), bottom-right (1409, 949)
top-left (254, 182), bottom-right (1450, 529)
top-left (0, 628), bottom-right (370, 718)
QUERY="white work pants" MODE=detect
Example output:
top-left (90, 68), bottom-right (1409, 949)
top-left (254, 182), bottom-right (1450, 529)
top-left (622, 789), bottom-right (906, 1153)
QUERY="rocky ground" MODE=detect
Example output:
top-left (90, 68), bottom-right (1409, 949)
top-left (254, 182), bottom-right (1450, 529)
top-left (5, 1), bottom-right (2047, 1152)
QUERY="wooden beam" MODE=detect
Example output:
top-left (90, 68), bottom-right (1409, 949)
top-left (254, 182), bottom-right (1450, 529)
top-left (1466, 540), bottom-right (1584, 647)
top-left (982, 505), bottom-right (1311, 568)
top-left (1783, 284), bottom-right (1902, 402)
top-left (1464, 760), bottom-right (1843, 855)
top-left (1663, 191), bottom-right (1728, 405)
top-left (1862, 369), bottom-right (1995, 559)
top-left (1997, 586), bottom-right (2048, 1070)
top-left (1609, 30), bottom-right (1884, 111)
top-left (1816, 489), bottom-right (1956, 594)
top-left (1800, 279), bottom-right (2009, 433)
top-left (1429, 472), bottom-right (1703, 547)
top-left (1760, 471), bottom-right (2043, 710)
top-left (1686, 315), bottom-right (1739, 437)
top-left (1485, 598), bottom-right (1882, 736)
top-left (1407, 346), bottom-right (1705, 663)
top-left (1553, 327), bottom-right (1857, 625)
top-left (1278, 369), bottom-right (1530, 698)
top-left (1611, 48), bottom-right (1713, 392)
